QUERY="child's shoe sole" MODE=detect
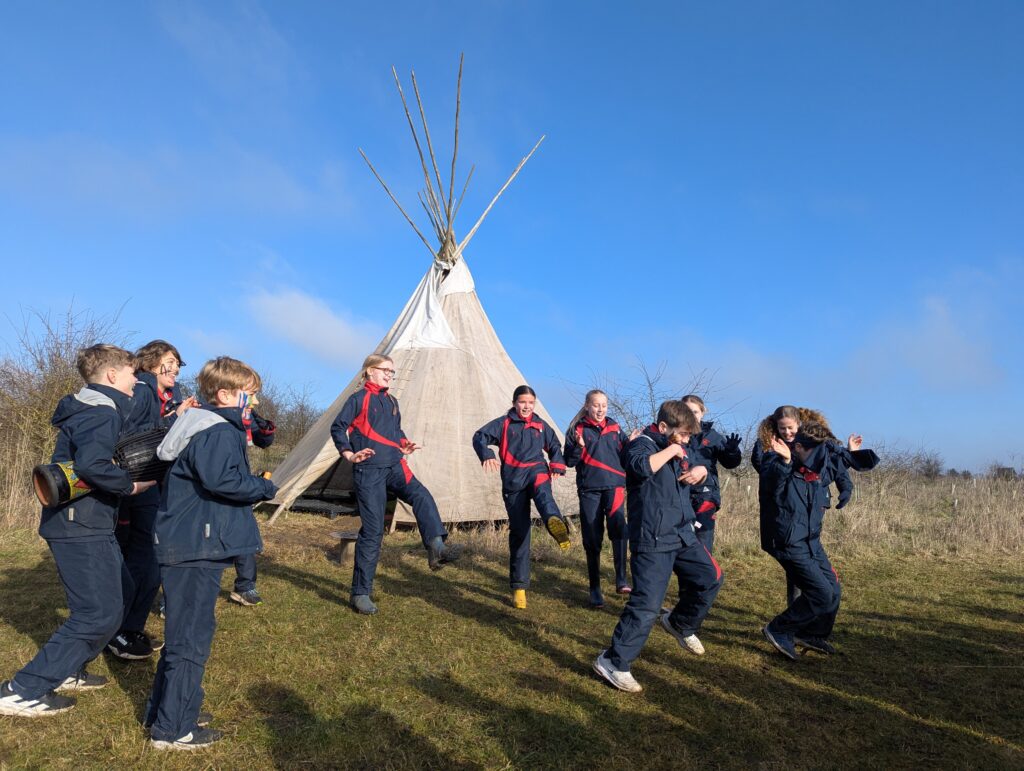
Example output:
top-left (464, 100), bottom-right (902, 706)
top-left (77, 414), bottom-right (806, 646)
top-left (545, 517), bottom-right (571, 550)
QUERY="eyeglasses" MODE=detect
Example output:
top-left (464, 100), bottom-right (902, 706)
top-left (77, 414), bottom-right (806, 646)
top-left (372, 367), bottom-right (397, 376)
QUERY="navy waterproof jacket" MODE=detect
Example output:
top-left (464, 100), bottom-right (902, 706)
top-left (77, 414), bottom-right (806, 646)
top-left (121, 371), bottom-right (182, 436)
top-left (623, 426), bottom-right (706, 554)
top-left (563, 417), bottom-right (628, 491)
top-left (752, 438), bottom-right (854, 508)
top-left (153, 406), bottom-right (277, 565)
top-left (688, 421), bottom-right (742, 509)
top-left (473, 410), bottom-right (566, 493)
top-left (758, 443), bottom-right (879, 555)
top-left (330, 382), bottom-right (408, 468)
top-left (39, 384), bottom-right (136, 540)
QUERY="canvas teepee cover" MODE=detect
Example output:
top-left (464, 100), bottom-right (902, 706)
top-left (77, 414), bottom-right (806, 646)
top-left (266, 60), bottom-right (569, 525)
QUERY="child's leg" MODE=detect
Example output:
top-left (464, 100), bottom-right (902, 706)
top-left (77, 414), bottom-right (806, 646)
top-left (797, 545), bottom-right (841, 639)
top-left (605, 487), bottom-right (629, 588)
top-left (387, 462), bottom-right (446, 548)
top-left (667, 540), bottom-right (723, 635)
top-left (531, 475), bottom-right (563, 525)
top-left (148, 564), bottom-right (223, 742)
top-left (119, 492), bottom-right (162, 634)
top-left (605, 549), bottom-right (675, 672)
top-left (11, 536), bottom-right (123, 698)
top-left (351, 466), bottom-right (388, 597)
top-left (769, 549), bottom-right (835, 635)
top-left (504, 489), bottom-right (532, 589)
top-left (233, 553), bottom-right (257, 594)
top-left (578, 489), bottom-right (603, 588)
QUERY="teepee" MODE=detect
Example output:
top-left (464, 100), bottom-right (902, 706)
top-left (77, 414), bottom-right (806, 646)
top-left (266, 58), bottom-right (569, 525)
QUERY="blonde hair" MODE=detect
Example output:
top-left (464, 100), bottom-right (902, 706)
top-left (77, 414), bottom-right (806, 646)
top-left (196, 357), bottom-right (262, 403)
top-left (757, 405), bottom-right (836, 449)
top-left (567, 389), bottom-right (608, 435)
top-left (360, 353), bottom-right (393, 383)
top-left (77, 344), bottom-right (134, 383)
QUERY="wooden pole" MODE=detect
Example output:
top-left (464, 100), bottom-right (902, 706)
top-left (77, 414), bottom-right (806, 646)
top-left (359, 149), bottom-right (437, 258)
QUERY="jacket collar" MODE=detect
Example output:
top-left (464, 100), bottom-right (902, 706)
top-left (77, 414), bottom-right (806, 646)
top-left (364, 381), bottom-right (388, 395)
top-left (86, 383), bottom-right (134, 416)
top-left (642, 424), bottom-right (669, 449)
top-left (207, 405), bottom-right (247, 431)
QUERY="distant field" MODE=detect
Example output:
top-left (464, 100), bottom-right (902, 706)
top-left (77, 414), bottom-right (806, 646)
top-left (1, 515), bottom-right (1021, 770)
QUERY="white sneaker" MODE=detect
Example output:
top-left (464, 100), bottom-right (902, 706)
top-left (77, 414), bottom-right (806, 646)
top-left (0, 680), bottom-right (75, 717)
top-left (660, 611), bottom-right (706, 655)
top-left (592, 650), bottom-right (642, 693)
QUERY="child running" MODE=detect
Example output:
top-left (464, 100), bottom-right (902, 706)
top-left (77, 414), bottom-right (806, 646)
top-left (473, 385), bottom-right (571, 609)
top-left (759, 423), bottom-right (878, 660)
top-left (681, 395), bottom-right (742, 553)
top-left (563, 389), bottom-right (634, 608)
top-left (593, 400), bottom-right (723, 693)
top-left (330, 354), bottom-right (461, 616)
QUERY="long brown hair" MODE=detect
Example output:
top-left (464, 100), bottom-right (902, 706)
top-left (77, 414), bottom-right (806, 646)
top-left (758, 404), bottom-right (836, 449)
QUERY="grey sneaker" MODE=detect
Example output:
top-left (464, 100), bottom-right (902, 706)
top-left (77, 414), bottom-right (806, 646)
top-left (660, 611), bottom-right (706, 655)
top-left (230, 589), bottom-right (263, 606)
top-left (427, 536), bottom-right (463, 571)
top-left (0, 680), bottom-right (76, 717)
top-left (350, 594), bottom-right (378, 615)
top-left (763, 624), bottom-right (799, 661)
top-left (592, 650), bottom-right (642, 693)
top-left (55, 671), bottom-right (108, 692)
top-left (151, 727), bottom-right (224, 751)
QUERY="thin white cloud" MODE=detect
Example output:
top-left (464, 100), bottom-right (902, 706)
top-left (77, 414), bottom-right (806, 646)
top-left (0, 135), bottom-right (353, 221)
top-left (246, 288), bottom-right (383, 370)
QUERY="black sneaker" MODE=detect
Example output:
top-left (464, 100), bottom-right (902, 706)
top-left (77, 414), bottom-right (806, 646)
top-left (150, 726), bottom-right (224, 751)
top-left (795, 635), bottom-right (836, 655)
top-left (144, 711), bottom-right (212, 729)
top-left (229, 589), bottom-right (263, 606)
top-left (107, 631), bottom-right (154, 660)
top-left (0, 680), bottom-right (76, 717)
top-left (139, 632), bottom-right (164, 652)
top-left (55, 671), bottom-right (108, 692)
top-left (762, 624), bottom-right (799, 661)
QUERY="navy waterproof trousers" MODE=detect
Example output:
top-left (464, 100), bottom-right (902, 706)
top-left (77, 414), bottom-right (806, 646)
top-left (770, 541), bottom-right (841, 638)
top-left (145, 562), bottom-right (225, 742)
top-left (606, 539), bottom-right (723, 672)
top-left (503, 476), bottom-right (563, 589)
top-left (578, 487), bottom-right (628, 590)
top-left (116, 489), bottom-right (161, 633)
top-left (233, 553), bottom-right (257, 593)
top-left (351, 462), bottom-right (445, 597)
top-left (12, 536), bottom-right (125, 698)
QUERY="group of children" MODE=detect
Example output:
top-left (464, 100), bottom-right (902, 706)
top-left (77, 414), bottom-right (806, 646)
top-left (0, 343), bottom-right (877, 748)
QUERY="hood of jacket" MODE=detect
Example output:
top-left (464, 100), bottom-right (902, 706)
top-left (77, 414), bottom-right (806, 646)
top-left (157, 407), bottom-right (230, 461)
top-left (51, 384), bottom-right (130, 428)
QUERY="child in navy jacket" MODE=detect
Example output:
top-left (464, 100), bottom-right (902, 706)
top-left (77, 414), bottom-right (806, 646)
top-left (593, 400), bottom-right (723, 693)
top-left (330, 354), bottom-right (460, 616)
top-left (682, 395), bottom-right (742, 553)
top-left (1, 345), bottom-right (154, 718)
top-left (563, 389), bottom-right (634, 607)
top-left (473, 385), bottom-right (571, 609)
top-left (143, 357), bottom-right (277, 750)
top-left (760, 423), bottom-right (878, 660)
top-left (229, 406), bottom-right (276, 607)
top-left (110, 340), bottom-right (198, 661)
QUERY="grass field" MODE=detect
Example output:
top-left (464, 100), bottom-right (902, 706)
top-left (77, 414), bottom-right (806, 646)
top-left (1, 515), bottom-right (1022, 770)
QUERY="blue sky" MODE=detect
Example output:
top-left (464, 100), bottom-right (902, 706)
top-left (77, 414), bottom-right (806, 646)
top-left (1, 1), bottom-right (1021, 471)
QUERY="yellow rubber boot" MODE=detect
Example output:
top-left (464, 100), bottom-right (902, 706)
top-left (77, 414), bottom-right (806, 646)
top-left (512, 589), bottom-right (527, 609)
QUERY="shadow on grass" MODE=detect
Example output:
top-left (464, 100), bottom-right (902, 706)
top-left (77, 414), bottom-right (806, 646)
top-left (0, 554), bottom-right (65, 648)
top-left (248, 681), bottom-right (476, 769)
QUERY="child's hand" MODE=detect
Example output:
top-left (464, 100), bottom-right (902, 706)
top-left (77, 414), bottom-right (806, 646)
top-left (348, 448), bottom-right (375, 464)
top-left (680, 465), bottom-right (708, 485)
top-left (575, 425), bottom-right (585, 448)
top-left (847, 434), bottom-right (863, 451)
top-left (400, 441), bottom-right (419, 455)
top-left (770, 436), bottom-right (791, 461)
top-left (482, 459), bottom-right (500, 473)
top-left (725, 433), bottom-right (742, 451)
top-left (628, 428), bottom-right (642, 441)
top-left (176, 396), bottom-right (200, 416)
top-left (131, 480), bottom-right (157, 495)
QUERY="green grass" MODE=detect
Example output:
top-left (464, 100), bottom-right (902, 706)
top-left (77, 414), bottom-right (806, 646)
top-left (1, 516), bottom-right (1022, 770)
